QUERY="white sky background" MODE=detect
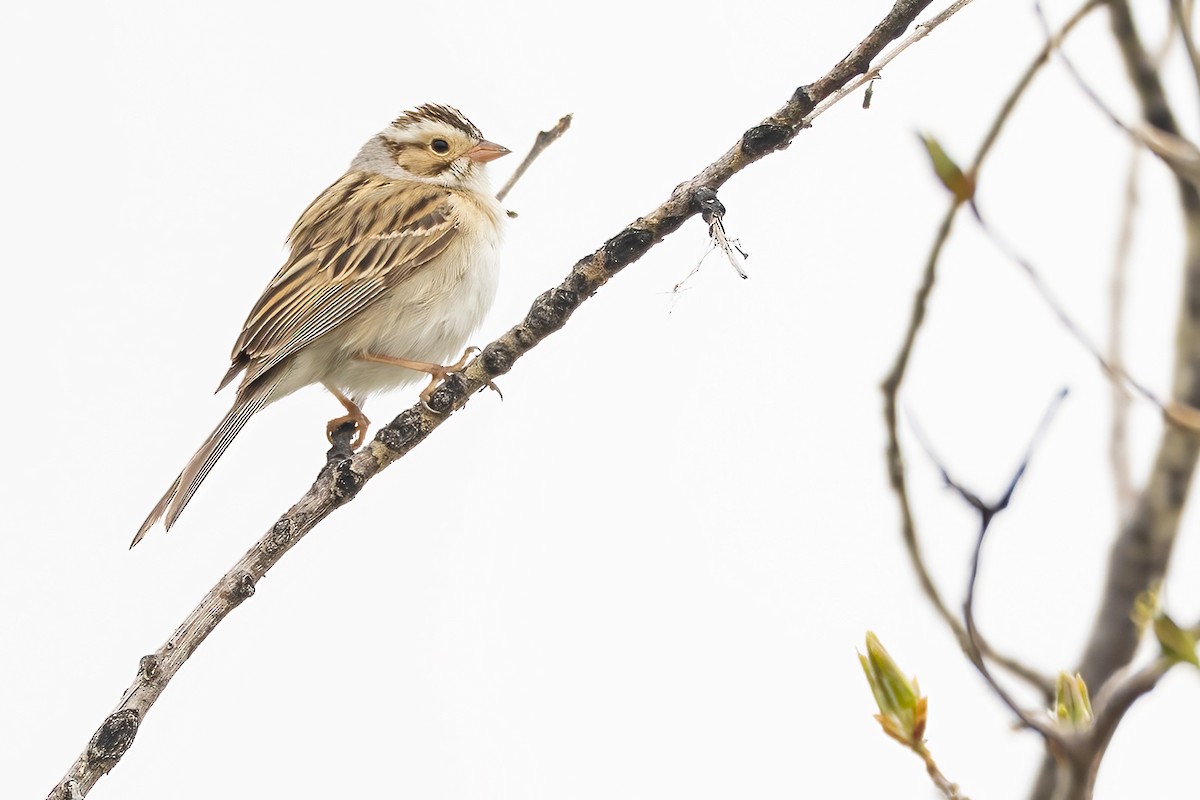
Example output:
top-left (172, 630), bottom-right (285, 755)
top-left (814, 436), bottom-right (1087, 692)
top-left (3, 1), bottom-right (1199, 797)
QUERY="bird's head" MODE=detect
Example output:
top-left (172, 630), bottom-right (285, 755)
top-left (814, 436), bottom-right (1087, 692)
top-left (353, 103), bottom-right (510, 190)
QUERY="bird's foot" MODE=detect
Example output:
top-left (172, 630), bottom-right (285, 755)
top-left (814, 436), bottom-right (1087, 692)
top-left (417, 346), bottom-right (480, 404)
top-left (357, 348), bottom-right (483, 408)
top-left (323, 382), bottom-right (370, 449)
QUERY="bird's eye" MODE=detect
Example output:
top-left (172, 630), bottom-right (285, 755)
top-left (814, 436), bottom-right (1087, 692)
top-left (430, 138), bottom-right (450, 154)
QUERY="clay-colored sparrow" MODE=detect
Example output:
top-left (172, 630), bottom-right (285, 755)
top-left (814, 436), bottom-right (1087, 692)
top-left (133, 104), bottom-right (509, 546)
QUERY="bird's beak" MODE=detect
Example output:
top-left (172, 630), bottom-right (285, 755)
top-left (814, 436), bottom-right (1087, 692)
top-left (467, 140), bottom-right (511, 163)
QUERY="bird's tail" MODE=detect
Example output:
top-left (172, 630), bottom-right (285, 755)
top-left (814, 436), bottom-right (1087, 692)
top-left (131, 390), bottom-right (272, 548)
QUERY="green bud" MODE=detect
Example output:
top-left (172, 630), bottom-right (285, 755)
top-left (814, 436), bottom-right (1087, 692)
top-left (859, 632), bottom-right (927, 747)
top-left (1132, 583), bottom-right (1198, 666)
top-left (918, 133), bottom-right (975, 204)
top-left (1132, 585), bottom-right (1160, 631)
top-left (1054, 672), bottom-right (1093, 730)
top-left (1153, 612), bottom-right (1199, 667)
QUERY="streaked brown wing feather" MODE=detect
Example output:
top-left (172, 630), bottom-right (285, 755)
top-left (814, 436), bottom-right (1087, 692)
top-left (220, 172), bottom-right (458, 390)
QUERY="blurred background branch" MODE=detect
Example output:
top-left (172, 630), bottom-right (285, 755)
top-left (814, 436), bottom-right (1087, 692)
top-left (883, 2), bottom-right (1199, 798)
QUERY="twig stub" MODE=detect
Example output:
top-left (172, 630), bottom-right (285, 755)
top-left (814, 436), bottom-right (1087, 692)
top-left (693, 187), bottom-right (726, 223)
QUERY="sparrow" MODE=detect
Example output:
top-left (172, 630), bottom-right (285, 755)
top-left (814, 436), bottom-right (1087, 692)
top-left (132, 104), bottom-right (510, 546)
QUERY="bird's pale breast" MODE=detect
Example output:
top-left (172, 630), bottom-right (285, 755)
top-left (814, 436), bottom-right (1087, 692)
top-left (280, 189), bottom-right (505, 402)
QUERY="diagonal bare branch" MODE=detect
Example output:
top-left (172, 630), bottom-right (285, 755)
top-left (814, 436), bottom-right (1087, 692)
top-left (49, 2), bottom-right (979, 797)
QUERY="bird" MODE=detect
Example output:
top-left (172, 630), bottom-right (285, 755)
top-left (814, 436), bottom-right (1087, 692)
top-left (132, 104), bottom-right (510, 547)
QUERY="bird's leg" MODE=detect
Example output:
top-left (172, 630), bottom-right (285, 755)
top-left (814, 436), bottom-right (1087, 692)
top-left (358, 347), bottom-right (480, 404)
top-left (323, 383), bottom-right (370, 448)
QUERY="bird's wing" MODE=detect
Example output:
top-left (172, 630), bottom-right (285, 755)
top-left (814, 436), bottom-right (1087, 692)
top-left (220, 172), bottom-right (458, 390)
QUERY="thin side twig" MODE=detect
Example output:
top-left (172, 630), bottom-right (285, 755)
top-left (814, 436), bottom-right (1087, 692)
top-left (1107, 149), bottom-right (1139, 522)
top-left (1107, 0), bottom-right (1180, 523)
top-left (907, 389), bottom-right (1068, 741)
top-left (1088, 655), bottom-right (1175, 754)
top-left (50, 2), bottom-right (974, 797)
top-left (967, 202), bottom-right (1184, 424)
top-left (495, 113), bottom-right (573, 204)
top-left (958, 391), bottom-right (1067, 738)
top-left (805, 0), bottom-right (979, 126)
top-left (915, 742), bottom-right (968, 800)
